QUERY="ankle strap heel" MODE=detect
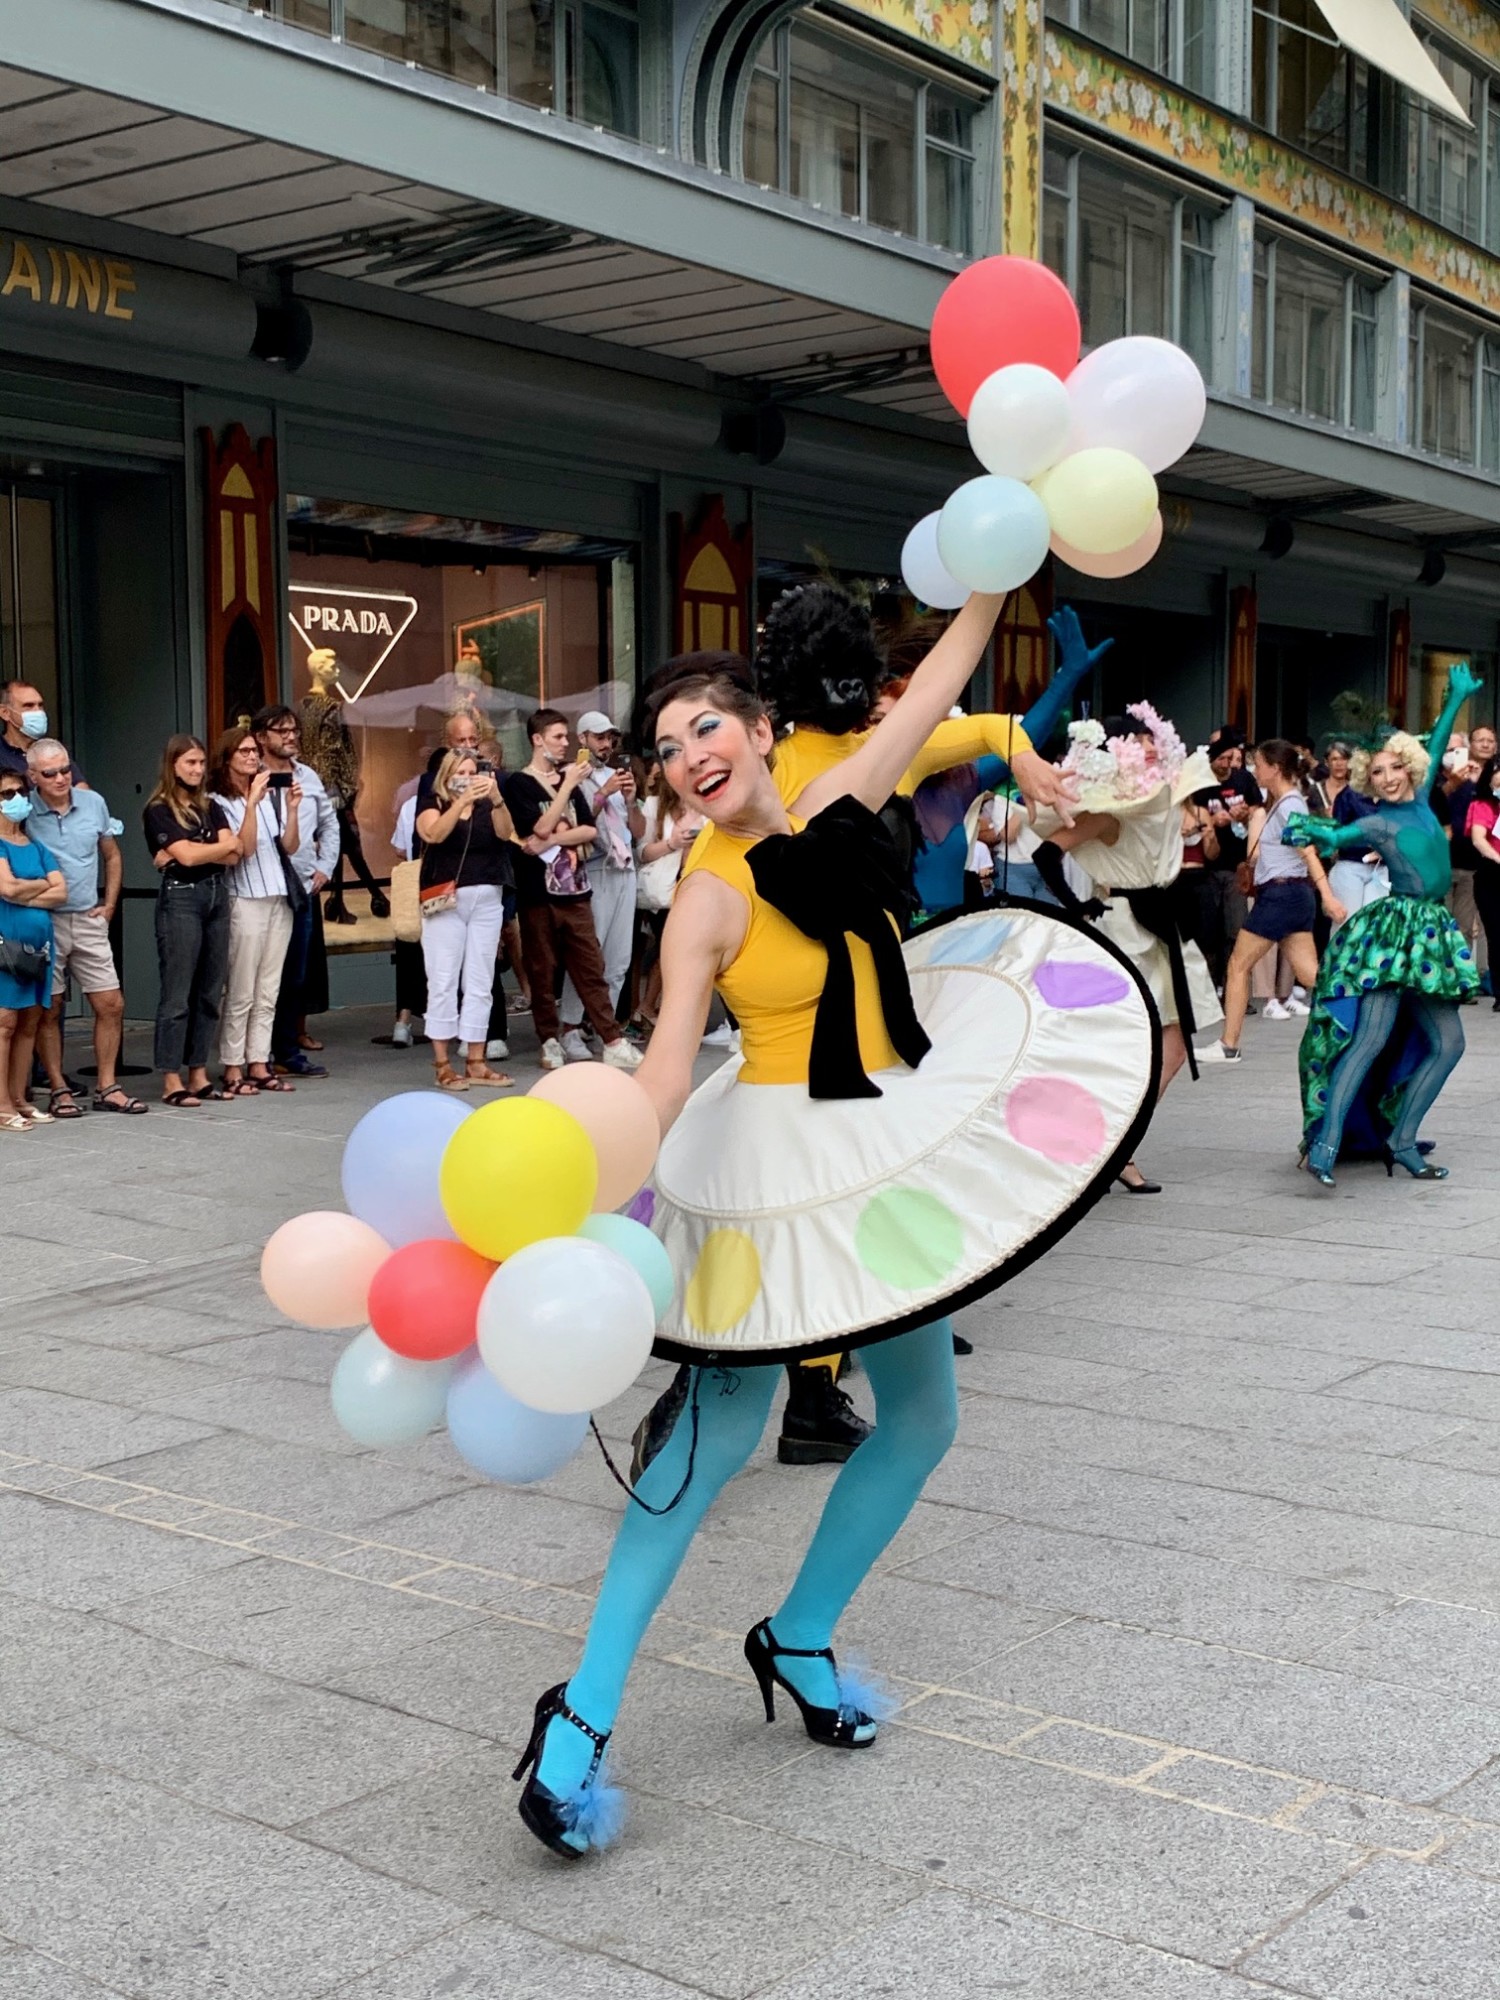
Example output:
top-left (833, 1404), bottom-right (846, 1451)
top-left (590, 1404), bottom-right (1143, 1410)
top-left (743, 1619), bottom-right (880, 1749)
top-left (513, 1683), bottom-right (621, 1860)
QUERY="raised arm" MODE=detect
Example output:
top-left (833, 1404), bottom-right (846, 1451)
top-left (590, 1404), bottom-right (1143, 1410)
top-left (1029, 604), bottom-right (1111, 752)
top-left (1283, 810), bottom-right (1377, 858)
top-left (1426, 660), bottom-right (1486, 773)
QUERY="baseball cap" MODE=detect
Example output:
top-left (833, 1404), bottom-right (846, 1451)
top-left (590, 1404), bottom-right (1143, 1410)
top-left (576, 710), bottom-right (617, 735)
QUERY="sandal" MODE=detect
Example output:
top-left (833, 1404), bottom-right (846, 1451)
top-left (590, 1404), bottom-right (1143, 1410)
top-left (434, 1061), bottom-right (470, 1092)
top-left (0, 1113), bottom-right (32, 1134)
top-left (465, 1060), bottom-right (514, 1088)
top-left (161, 1090), bottom-right (203, 1108)
top-left (19, 1105), bottom-right (55, 1126)
top-left (298, 1034), bottom-right (325, 1052)
top-left (221, 1075), bottom-right (260, 1098)
top-left (94, 1087), bottom-right (149, 1115)
top-left (247, 1067), bottom-right (294, 1093)
top-left (47, 1088), bottom-right (84, 1120)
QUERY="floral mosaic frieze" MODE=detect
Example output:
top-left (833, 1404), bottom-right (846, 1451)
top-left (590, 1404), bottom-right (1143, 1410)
top-left (1412, 0), bottom-right (1500, 73)
top-left (841, 0), bottom-right (996, 71)
top-left (1044, 29), bottom-right (1500, 315)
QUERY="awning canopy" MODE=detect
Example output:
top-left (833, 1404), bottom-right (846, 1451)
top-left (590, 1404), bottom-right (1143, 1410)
top-left (1313, 0), bottom-right (1471, 124)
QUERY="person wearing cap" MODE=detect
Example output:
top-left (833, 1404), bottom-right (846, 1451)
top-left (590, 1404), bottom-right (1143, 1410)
top-left (556, 710), bottom-right (644, 1060)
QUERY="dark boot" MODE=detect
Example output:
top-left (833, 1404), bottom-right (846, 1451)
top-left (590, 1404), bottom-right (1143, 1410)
top-left (778, 1362), bottom-right (872, 1466)
top-left (629, 1365), bottom-right (691, 1484)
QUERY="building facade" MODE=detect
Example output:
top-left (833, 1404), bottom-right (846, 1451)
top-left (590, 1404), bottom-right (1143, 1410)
top-left (2, 0), bottom-right (1500, 1004)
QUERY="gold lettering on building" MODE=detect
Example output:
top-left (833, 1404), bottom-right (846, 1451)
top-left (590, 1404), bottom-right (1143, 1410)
top-left (0, 235), bottom-right (136, 322)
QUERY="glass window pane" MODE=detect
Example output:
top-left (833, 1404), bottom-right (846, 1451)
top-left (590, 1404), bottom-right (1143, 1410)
top-left (1482, 344), bottom-right (1500, 473)
top-left (866, 98), bottom-right (917, 233)
top-left (1179, 212), bottom-right (1215, 369)
top-left (1181, 0), bottom-right (1215, 95)
top-left (346, 0), bottom-right (497, 88)
top-left (1350, 285), bottom-right (1378, 432)
top-left (745, 70), bottom-right (781, 186)
top-left (579, 3), bottom-right (638, 133)
top-left (926, 146), bottom-right (971, 253)
top-left (1411, 41), bottom-right (1481, 240)
top-left (789, 79), bottom-right (860, 217)
top-left (1042, 150), bottom-right (1071, 281)
top-left (927, 90), bottom-right (969, 149)
top-left (1269, 240), bottom-right (1345, 422)
top-left (1253, 239), bottom-right (1269, 400)
top-left (1076, 156), bottom-right (1172, 344)
top-left (1128, 218), bottom-right (1169, 336)
top-left (1254, 0), bottom-right (1362, 173)
top-left (1422, 313), bottom-right (1477, 461)
top-left (507, 0), bottom-right (555, 110)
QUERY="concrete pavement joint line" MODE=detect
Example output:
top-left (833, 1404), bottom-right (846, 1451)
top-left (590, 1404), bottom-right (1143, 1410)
top-left (8, 1460), bottom-right (1500, 1864)
top-left (1225, 1851), bottom-right (1377, 1977)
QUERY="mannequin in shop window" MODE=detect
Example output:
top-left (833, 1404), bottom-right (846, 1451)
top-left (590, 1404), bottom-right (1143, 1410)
top-left (299, 649), bottom-right (391, 925)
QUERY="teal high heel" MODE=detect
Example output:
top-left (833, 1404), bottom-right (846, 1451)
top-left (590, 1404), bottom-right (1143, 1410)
top-left (1385, 1146), bottom-right (1449, 1181)
top-left (1301, 1140), bottom-right (1336, 1187)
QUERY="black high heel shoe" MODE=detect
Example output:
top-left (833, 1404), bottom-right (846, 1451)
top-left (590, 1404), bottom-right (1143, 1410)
top-left (1384, 1146), bottom-right (1449, 1181)
top-left (743, 1619), bottom-right (880, 1748)
top-left (512, 1683), bottom-right (621, 1859)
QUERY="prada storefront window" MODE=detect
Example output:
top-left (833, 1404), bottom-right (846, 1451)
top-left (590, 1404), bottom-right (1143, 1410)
top-left (285, 498), bottom-right (637, 881)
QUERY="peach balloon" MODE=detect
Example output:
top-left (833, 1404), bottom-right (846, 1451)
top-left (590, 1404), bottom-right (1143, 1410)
top-left (1051, 510), bottom-right (1164, 579)
top-left (261, 1211), bottom-right (391, 1328)
top-left (528, 1065), bottom-right (662, 1212)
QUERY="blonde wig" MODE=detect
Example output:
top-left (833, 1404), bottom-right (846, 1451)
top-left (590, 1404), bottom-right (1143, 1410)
top-left (1370, 732), bottom-right (1431, 790)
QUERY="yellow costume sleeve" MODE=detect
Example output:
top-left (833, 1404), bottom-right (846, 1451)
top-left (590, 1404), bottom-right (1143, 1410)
top-left (897, 714), bottom-right (1033, 796)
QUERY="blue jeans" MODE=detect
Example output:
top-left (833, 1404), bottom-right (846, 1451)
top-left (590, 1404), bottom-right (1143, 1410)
top-left (153, 875), bottom-right (229, 1075)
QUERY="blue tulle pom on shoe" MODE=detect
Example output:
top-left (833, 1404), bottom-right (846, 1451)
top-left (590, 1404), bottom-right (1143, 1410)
top-left (557, 1762), bottom-right (627, 1850)
top-left (835, 1658), bottom-right (901, 1726)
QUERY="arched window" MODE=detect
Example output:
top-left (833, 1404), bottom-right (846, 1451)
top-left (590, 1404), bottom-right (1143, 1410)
top-left (739, 11), bottom-right (977, 252)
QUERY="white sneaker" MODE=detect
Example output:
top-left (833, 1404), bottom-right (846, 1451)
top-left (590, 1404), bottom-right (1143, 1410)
top-left (700, 1023), bottom-right (736, 1048)
top-left (540, 1037), bottom-right (566, 1071)
top-left (391, 1021), bottom-right (413, 1048)
top-left (1197, 1040), bottom-right (1243, 1064)
top-left (1292, 984), bottom-right (1308, 1001)
top-left (1285, 997), bottom-right (1310, 1016)
top-left (602, 1038), bottom-right (643, 1070)
top-left (485, 1038), bottom-right (509, 1060)
top-left (560, 1029), bottom-right (592, 1062)
top-left (1262, 998), bottom-right (1292, 1021)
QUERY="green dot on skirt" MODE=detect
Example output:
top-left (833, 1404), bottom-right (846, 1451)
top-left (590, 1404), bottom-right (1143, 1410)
top-left (856, 1188), bottom-right (964, 1291)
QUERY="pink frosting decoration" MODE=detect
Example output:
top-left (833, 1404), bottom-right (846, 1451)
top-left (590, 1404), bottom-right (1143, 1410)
top-left (1005, 1076), bottom-right (1108, 1165)
top-left (1034, 960), bottom-right (1131, 1010)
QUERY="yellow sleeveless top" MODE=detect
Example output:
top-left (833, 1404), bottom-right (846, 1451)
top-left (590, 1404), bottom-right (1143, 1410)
top-left (681, 821), bottom-right (900, 1086)
top-left (771, 714), bottom-right (1032, 809)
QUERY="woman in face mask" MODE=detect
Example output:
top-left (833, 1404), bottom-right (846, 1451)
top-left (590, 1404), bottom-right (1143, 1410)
top-left (0, 772), bottom-right (66, 1131)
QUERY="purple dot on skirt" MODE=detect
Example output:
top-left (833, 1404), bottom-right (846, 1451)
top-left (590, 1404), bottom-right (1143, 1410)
top-left (1034, 959), bottom-right (1132, 1010)
top-left (626, 1187), bottom-right (656, 1225)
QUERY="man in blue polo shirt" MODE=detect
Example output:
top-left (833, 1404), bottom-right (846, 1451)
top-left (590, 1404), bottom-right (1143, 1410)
top-left (28, 738), bottom-right (145, 1118)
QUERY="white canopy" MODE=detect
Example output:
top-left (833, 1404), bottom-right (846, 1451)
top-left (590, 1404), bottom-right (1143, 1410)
top-left (1313, 0), bottom-right (1471, 124)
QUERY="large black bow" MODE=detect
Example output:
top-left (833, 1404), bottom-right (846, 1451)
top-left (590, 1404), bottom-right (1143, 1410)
top-left (746, 795), bottom-right (931, 1099)
top-left (1119, 885), bottom-right (1200, 1080)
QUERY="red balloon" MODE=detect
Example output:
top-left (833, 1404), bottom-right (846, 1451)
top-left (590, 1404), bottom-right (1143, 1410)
top-left (931, 257), bottom-right (1082, 419)
top-left (368, 1238), bottom-right (495, 1361)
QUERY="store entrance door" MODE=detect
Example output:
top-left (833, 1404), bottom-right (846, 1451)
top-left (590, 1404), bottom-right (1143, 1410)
top-left (1256, 625), bottom-right (1379, 746)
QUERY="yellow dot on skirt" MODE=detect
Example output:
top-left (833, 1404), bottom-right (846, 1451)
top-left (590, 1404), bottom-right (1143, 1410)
top-left (685, 1228), bottom-right (762, 1336)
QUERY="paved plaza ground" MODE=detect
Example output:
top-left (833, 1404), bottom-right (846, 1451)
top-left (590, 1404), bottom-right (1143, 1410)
top-left (4, 997), bottom-right (1500, 1997)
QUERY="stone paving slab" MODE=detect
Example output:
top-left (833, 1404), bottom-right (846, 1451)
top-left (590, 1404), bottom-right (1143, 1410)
top-left (1, 1004), bottom-right (1499, 1995)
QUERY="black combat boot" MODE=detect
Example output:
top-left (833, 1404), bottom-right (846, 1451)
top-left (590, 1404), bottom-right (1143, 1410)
top-left (778, 1362), bottom-right (873, 1466)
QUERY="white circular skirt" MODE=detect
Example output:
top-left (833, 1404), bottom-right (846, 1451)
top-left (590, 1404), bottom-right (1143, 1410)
top-left (1094, 903), bottom-right (1223, 1036)
top-left (651, 902), bottom-right (1161, 1365)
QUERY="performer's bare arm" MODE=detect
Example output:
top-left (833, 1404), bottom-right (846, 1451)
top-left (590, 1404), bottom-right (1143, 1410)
top-left (635, 869), bottom-right (748, 1137)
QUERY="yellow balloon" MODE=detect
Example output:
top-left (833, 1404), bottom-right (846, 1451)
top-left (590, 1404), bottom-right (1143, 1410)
top-left (440, 1098), bottom-right (598, 1260)
top-left (1033, 448), bottom-right (1158, 556)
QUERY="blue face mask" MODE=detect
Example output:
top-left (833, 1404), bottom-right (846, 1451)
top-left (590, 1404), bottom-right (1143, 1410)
top-left (18, 712), bottom-right (47, 740)
top-left (1, 794), bottom-right (32, 822)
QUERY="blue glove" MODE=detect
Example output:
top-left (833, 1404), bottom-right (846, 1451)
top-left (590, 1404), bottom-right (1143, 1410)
top-left (1023, 605), bottom-right (1114, 751)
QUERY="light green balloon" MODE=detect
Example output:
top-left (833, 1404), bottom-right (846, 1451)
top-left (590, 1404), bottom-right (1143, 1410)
top-left (330, 1329), bottom-right (453, 1447)
top-left (579, 1214), bottom-right (676, 1322)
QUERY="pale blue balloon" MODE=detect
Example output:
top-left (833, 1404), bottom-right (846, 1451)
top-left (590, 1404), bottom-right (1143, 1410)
top-left (579, 1213), bottom-right (676, 1321)
top-left (937, 475), bottom-right (1052, 595)
top-left (331, 1329), bottom-right (454, 1447)
top-left (446, 1358), bottom-right (589, 1484)
top-left (341, 1092), bottom-right (472, 1248)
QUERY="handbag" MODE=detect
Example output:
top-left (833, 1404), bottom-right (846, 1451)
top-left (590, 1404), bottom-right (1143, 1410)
top-left (0, 933), bottom-right (47, 981)
top-left (389, 858), bottom-right (422, 942)
top-left (419, 812), bottom-right (473, 919)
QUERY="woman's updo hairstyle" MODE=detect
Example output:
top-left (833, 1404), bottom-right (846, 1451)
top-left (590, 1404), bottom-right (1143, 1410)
top-left (757, 582), bottom-right (885, 736)
top-left (1255, 737), bottom-right (1303, 783)
top-left (638, 651), bottom-right (768, 747)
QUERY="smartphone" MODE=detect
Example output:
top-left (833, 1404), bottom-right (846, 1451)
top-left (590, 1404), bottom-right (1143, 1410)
top-left (475, 760), bottom-right (494, 776)
top-left (267, 772), bottom-right (293, 790)
top-left (609, 753), bottom-right (631, 771)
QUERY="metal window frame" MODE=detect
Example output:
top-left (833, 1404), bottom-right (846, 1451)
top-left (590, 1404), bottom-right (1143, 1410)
top-left (1410, 28), bottom-right (1487, 247)
top-left (1047, 135), bottom-right (1217, 347)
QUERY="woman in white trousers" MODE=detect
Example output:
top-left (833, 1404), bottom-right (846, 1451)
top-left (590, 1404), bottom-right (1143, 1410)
top-left (416, 750), bottom-right (515, 1092)
top-left (211, 727), bottom-right (303, 1095)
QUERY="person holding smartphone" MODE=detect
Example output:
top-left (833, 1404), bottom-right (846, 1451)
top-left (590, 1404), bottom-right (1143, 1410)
top-left (251, 705), bottom-right (339, 1079)
top-left (210, 726), bottom-right (304, 1094)
top-left (553, 712), bottom-right (645, 1058)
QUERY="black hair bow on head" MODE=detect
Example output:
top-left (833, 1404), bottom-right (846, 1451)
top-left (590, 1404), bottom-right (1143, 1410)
top-left (746, 795), bottom-right (931, 1100)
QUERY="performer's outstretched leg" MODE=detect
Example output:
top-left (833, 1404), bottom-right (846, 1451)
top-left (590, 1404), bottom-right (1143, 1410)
top-left (536, 1363), bottom-right (779, 1799)
top-left (1388, 995), bottom-right (1464, 1168)
top-left (1308, 988), bottom-right (1399, 1171)
top-left (769, 1318), bottom-right (959, 1711)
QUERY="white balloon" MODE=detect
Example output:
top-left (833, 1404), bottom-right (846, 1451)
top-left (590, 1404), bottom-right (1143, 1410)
top-left (1066, 337), bottom-right (1207, 474)
top-left (937, 475), bottom-right (1053, 594)
top-left (477, 1237), bottom-right (656, 1415)
top-left (900, 512), bottom-right (968, 610)
top-left (967, 363), bottom-right (1073, 482)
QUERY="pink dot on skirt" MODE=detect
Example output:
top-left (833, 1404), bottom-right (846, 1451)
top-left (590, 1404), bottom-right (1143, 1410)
top-left (1006, 1075), bottom-right (1108, 1165)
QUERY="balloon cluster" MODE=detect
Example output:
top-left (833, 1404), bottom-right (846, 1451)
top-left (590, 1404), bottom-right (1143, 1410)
top-left (259, 1067), bottom-right (670, 1485)
top-left (901, 256), bottom-right (1206, 606)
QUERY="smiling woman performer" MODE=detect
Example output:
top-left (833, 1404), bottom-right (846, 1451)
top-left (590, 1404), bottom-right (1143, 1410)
top-left (511, 593), bottom-right (1159, 1861)
top-left (1289, 660), bottom-right (1483, 1186)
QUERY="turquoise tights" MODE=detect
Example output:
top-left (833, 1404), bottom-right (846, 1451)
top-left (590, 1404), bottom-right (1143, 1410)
top-left (535, 1317), bottom-right (959, 1799)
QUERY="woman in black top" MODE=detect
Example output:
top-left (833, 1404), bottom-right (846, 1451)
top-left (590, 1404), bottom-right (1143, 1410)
top-left (143, 734), bottom-right (238, 1107)
top-left (415, 750), bottom-right (515, 1090)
